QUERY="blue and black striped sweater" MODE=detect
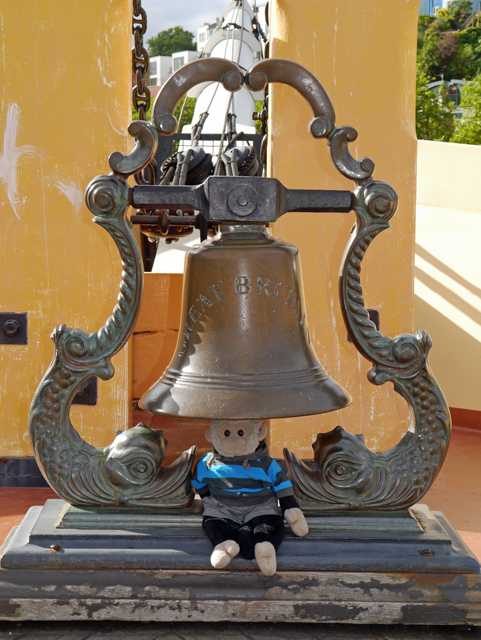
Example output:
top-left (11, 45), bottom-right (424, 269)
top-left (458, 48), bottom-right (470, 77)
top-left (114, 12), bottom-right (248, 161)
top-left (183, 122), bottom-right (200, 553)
top-left (191, 441), bottom-right (295, 506)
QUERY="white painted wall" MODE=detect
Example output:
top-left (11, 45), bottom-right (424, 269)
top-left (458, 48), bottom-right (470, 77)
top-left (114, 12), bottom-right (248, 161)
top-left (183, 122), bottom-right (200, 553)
top-left (415, 140), bottom-right (481, 410)
top-left (149, 56), bottom-right (171, 87)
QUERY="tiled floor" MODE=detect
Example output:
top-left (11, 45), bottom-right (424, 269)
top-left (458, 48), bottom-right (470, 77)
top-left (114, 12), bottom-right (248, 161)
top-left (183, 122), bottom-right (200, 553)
top-left (0, 486), bottom-right (57, 547)
top-left (422, 426), bottom-right (481, 560)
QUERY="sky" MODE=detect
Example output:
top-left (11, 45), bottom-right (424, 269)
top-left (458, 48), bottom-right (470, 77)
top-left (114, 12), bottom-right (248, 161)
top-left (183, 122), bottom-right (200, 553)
top-left (140, 0), bottom-right (266, 44)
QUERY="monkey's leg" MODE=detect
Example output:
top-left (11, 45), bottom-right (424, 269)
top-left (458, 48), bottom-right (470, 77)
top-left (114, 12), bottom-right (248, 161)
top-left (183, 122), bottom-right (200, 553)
top-left (202, 516), bottom-right (240, 569)
top-left (248, 514), bottom-right (285, 577)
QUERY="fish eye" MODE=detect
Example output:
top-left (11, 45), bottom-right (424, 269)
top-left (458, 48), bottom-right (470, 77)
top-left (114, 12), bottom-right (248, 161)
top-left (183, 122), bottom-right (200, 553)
top-left (224, 430), bottom-right (231, 437)
top-left (238, 430), bottom-right (244, 437)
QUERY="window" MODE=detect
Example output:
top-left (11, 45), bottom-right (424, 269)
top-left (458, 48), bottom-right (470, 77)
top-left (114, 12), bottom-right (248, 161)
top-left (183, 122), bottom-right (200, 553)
top-left (150, 60), bottom-right (157, 75)
top-left (199, 32), bottom-right (206, 42)
top-left (174, 57), bottom-right (184, 71)
top-left (150, 77), bottom-right (158, 87)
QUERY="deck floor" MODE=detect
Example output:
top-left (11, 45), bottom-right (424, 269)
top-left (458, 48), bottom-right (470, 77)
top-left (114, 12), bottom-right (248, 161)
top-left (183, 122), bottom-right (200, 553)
top-left (0, 621), bottom-right (481, 639)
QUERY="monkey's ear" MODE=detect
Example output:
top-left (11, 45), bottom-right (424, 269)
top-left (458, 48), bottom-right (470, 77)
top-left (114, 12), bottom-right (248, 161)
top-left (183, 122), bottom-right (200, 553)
top-left (205, 425), bottom-right (214, 444)
top-left (257, 422), bottom-right (267, 441)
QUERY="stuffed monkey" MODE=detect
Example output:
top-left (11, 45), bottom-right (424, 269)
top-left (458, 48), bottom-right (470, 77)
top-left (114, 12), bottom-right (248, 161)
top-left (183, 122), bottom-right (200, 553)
top-left (191, 419), bottom-right (308, 576)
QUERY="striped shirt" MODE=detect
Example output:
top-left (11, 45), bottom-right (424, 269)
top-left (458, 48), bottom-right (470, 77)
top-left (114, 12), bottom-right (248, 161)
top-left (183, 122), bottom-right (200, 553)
top-left (191, 445), bottom-right (294, 506)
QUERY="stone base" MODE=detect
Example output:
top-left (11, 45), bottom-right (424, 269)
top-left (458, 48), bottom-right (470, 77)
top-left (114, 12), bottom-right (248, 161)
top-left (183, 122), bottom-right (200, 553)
top-left (0, 500), bottom-right (479, 624)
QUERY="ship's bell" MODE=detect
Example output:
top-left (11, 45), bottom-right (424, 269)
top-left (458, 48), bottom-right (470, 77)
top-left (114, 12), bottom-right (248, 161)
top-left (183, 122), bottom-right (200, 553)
top-left (139, 224), bottom-right (352, 420)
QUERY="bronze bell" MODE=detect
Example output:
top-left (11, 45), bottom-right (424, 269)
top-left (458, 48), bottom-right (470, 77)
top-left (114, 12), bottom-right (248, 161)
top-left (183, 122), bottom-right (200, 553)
top-left (139, 223), bottom-right (352, 420)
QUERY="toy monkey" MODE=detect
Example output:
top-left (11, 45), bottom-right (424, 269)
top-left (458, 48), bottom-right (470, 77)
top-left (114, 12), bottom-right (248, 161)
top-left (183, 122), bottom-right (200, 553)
top-left (191, 419), bottom-right (308, 576)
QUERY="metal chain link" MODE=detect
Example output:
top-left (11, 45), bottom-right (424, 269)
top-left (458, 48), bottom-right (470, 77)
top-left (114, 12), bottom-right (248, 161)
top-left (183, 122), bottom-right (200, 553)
top-left (132, 0), bottom-right (158, 187)
top-left (132, 0), bottom-right (151, 121)
top-left (132, 0), bottom-right (159, 270)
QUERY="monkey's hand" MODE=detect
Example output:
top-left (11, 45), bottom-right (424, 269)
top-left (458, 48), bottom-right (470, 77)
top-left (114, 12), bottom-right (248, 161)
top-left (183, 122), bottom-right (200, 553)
top-left (284, 507), bottom-right (309, 536)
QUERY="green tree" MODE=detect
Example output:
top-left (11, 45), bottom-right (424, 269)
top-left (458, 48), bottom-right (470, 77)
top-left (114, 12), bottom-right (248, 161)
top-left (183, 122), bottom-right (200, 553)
top-left (456, 26), bottom-right (481, 77)
top-left (417, 3), bottom-right (481, 80)
top-left (418, 34), bottom-right (443, 79)
top-left (446, 0), bottom-right (473, 29)
top-left (132, 97), bottom-right (197, 127)
top-left (432, 8), bottom-right (452, 32)
top-left (416, 72), bottom-right (454, 141)
top-left (437, 31), bottom-right (460, 74)
top-left (445, 41), bottom-right (479, 78)
top-left (147, 26), bottom-right (196, 57)
top-left (451, 75), bottom-right (481, 144)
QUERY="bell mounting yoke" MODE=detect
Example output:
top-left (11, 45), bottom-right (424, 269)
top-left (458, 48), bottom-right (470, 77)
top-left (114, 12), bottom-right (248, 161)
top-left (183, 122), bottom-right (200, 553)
top-left (109, 57), bottom-right (380, 226)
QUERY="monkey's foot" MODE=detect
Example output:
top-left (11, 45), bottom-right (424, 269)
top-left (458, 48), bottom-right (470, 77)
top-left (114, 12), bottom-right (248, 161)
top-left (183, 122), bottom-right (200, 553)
top-left (211, 540), bottom-right (240, 569)
top-left (255, 541), bottom-right (277, 577)
top-left (285, 507), bottom-right (309, 537)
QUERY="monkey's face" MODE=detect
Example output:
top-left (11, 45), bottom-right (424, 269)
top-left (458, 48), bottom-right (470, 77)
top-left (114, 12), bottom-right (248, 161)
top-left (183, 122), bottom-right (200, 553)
top-left (205, 420), bottom-right (267, 457)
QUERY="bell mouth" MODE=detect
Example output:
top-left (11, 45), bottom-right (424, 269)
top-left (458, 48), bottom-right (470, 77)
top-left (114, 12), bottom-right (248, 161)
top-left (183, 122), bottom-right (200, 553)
top-left (138, 365), bottom-right (352, 420)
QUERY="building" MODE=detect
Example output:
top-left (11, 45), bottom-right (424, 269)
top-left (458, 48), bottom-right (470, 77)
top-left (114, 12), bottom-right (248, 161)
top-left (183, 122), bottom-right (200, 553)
top-left (419, 0), bottom-right (481, 15)
top-left (419, 0), bottom-right (435, 14)
top-left (428, 78), bottom-right (465, 117)
top-left (197, 20), bottom-right (221, 52)
top-left (149, 56), bottom-right (172, 87)
top-left (172, 50), bottom-right (199, 73)
top-left (147, 51), bottom-right (198, 89)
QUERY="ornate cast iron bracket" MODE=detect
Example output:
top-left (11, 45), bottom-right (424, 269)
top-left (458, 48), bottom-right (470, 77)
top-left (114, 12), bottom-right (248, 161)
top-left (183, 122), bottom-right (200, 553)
top-left (29, 56), bottom-right (449, 513)
top-left (284, 144), bottom-right (450, 513)
top-left (28, 174), bottom-right (196, 509)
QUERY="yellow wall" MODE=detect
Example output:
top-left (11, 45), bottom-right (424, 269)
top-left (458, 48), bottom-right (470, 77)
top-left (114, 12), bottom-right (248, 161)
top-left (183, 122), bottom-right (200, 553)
top-left (0, 1), bottom-right (132, 456)
top-left (416, 140), bottom-right (481, 412)
top-left (268, 0), bottom-right (419, 457)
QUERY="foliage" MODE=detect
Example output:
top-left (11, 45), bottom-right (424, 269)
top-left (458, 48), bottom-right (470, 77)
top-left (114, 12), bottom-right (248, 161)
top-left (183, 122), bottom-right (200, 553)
top-left (419, 14), bottom-right (433, 30)
top-left (416, 0), bottom-right (481, 144)
top-left (416, 72), bottom-right (455, 141)
top-left (418, 34), bottom-right (443, 78)
top-left (451, 74), bottom-right (481, 143)
top-left (437, 31), bottom-right (459, 72)
top-left (417, 1), bottom-right (481, 81)
top-left (432, 9), bottom-right (452, 32)
top-left (447, 0), bottom-right (473, 29)
top-left (174, 97), bottom-right (197, 128)
top-left (147, 26), bottom-right (196, 57)
top-left (132, 97), bottom-right (197, 127)
top-left (254, 100), bottom-right (266, 134)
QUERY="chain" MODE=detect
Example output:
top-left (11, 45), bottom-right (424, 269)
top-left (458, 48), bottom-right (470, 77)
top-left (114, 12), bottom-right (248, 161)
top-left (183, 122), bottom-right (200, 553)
top-left (132, 0), bottom-right (158, 188)
top-left (132, 0), bottom-right (159, 270)
top-left (132, 0), bottom-right (150, 121)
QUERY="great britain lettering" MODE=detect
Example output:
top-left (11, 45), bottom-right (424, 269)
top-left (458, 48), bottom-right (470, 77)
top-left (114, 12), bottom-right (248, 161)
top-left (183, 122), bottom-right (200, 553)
top-left (178, 275), bottom-right (311, 356)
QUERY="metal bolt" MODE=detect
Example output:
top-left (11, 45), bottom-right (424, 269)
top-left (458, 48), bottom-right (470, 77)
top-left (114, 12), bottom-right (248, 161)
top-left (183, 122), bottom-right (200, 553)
top-left (49, 544), bottom-right (62, 552)
top-left (95, 192), bottom-right (111, 208)
top-left (2, 319), bottom-right (20, 338)
top-left (228, 185), bottom-right (258, 217)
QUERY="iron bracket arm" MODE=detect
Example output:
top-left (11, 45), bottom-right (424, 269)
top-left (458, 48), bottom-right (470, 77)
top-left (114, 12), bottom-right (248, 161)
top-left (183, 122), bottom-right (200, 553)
top-left (131, 177), bottom-right (353, 224)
